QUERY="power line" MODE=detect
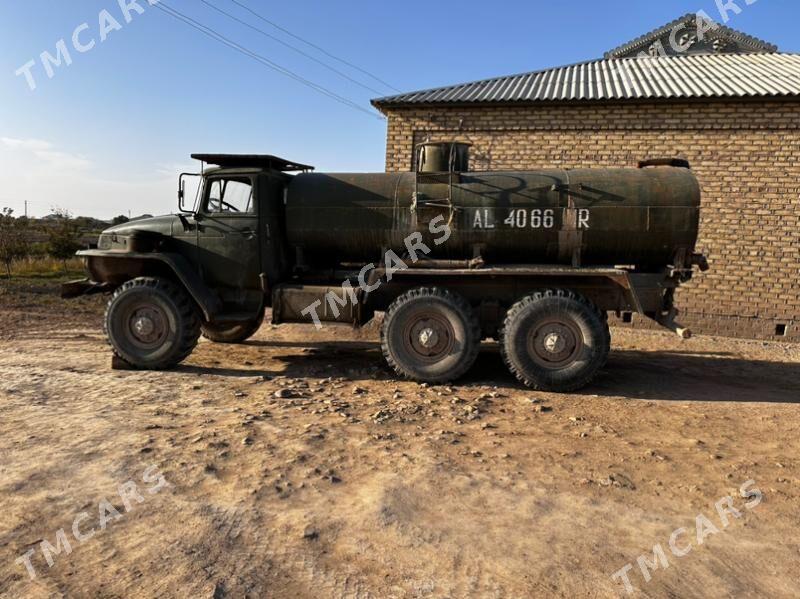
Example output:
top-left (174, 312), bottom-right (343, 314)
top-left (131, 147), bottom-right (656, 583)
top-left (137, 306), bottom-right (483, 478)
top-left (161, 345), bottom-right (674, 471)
top-left (197, 0), bottom-right (386, 96)
top-left (155, 1), bottom-right (377, 118)
top-left (152, 1), bottom-right (383, 120)
top-left (226, 0), bottom-right (400, 93)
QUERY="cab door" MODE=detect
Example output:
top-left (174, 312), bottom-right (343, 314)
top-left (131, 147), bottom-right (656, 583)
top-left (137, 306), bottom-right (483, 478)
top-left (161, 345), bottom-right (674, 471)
top-left (195, 175), bottom-right (261, 308)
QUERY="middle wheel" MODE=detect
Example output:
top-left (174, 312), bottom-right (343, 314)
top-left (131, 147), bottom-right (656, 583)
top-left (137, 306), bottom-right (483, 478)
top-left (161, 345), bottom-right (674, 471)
top-left (381, 287), bottom-right (480, 384)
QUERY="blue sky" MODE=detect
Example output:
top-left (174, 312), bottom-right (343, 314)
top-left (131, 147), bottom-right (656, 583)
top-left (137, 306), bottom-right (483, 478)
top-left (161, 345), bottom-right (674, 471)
top-left (0, 0), bottom-right (797, 219)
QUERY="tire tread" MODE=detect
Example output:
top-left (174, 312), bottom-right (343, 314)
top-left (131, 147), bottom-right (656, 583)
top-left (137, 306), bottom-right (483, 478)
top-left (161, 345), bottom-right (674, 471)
top-left (381, 287), bottom-right (481, 384)
top-left (499, 289), bottom-right (610, 392)
top-left (104, 277), bottom-right (200, 369)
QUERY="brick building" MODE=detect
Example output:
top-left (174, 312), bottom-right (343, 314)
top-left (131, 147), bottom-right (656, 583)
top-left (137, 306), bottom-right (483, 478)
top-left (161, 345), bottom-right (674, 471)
top-left (372, 14), bottom-right (800, 341)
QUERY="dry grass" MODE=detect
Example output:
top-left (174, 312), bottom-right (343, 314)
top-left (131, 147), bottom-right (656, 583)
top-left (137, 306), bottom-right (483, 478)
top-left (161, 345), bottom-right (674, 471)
top-left (5, 256), bottom-right (85, 279)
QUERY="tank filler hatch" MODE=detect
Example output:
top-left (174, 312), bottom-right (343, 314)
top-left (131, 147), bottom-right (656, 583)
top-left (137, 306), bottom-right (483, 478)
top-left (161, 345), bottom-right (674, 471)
top-left (412, 142), bottom-right (471, 230)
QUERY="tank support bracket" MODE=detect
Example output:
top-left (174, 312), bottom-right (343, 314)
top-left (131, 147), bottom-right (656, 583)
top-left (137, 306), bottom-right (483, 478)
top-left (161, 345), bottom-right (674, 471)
top-left (657, 308), bottom-right (692, 339)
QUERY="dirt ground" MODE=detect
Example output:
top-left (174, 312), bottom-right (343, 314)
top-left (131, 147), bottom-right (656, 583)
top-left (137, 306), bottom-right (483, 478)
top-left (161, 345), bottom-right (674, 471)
top-left (1, 278), bottom-right (799, 598)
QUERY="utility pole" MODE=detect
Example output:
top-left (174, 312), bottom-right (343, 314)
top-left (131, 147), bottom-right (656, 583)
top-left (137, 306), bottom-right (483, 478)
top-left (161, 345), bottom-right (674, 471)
top-left (24, 200), bottom-right (28, 218)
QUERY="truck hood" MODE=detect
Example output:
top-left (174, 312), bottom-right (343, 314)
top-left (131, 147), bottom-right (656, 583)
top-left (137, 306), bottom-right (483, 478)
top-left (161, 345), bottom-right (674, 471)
top-left (97, 214), bottom-right (185, 251)
top-left (102, 214), bottom-right (180, 237)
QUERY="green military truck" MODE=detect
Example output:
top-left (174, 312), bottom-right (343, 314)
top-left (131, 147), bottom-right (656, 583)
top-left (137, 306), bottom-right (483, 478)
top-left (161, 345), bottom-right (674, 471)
top-left (63, 143), bottom-right (707, 391)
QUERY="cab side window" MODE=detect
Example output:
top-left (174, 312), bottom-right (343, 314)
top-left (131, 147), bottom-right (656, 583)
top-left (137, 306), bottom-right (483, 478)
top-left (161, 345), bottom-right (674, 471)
top-left (206, 178), bottom-right (254, 214)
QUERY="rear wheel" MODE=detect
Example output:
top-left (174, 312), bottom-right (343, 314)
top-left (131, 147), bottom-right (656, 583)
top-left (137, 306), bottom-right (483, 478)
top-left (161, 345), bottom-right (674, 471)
top-left (105, 277), bottom-right (200, 369)
top-left (202, 309), bottom-right (264, 344)
top-left (500, 289), bottom-right (610, 392)
top-left (381, 287), bottom-right (480, 384)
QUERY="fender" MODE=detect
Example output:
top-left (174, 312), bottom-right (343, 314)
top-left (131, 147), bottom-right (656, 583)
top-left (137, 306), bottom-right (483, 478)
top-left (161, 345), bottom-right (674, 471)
top-left (73, 249), bottom-right (222, 321)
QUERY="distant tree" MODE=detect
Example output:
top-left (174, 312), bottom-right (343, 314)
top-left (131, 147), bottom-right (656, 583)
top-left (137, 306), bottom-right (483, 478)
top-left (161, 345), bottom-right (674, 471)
top-left (74, 216), bottom-right (109, 231)
top-left (111, 215), bottom-right (130, 226)
top-left (47, 208), bottom-right (83, 271)
top-left (0, 208), bottom-right (31, 278)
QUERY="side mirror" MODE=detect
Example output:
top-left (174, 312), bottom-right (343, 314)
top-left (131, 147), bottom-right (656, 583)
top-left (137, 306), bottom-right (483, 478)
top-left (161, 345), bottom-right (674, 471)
top-left (178, 172), bottom-right (201, 214)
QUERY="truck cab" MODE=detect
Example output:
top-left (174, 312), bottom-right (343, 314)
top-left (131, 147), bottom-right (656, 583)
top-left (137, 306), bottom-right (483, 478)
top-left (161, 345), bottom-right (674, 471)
top-left (64, 154), bottom-right (310, 352)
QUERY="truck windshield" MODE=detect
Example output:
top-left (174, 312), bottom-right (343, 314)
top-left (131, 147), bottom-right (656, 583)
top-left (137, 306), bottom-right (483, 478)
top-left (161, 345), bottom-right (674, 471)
top-left (205, 178), bottom-right (254, 213)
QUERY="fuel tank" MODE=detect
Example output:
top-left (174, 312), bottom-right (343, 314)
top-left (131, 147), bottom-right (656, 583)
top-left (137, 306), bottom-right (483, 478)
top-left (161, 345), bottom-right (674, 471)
top-left (284, 165), bottom-right (700, 270)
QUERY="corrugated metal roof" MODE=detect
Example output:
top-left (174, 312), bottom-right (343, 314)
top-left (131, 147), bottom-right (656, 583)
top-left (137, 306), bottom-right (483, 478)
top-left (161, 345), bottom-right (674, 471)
top-left (372, 53), bottom-right (800, 108)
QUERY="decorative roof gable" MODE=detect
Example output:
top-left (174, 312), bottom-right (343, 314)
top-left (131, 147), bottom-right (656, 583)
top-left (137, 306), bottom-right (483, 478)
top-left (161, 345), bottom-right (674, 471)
top-left (605, 13), bottom-right (778, 59)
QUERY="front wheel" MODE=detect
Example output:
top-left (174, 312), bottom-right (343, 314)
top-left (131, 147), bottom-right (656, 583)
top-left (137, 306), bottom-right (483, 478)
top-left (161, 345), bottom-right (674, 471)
top-left (105, 277), bottom-right (201, 369)
top-left (500, 290), bottom-right (610, 392)
top-left (381, 287), bottom-right (480, 384)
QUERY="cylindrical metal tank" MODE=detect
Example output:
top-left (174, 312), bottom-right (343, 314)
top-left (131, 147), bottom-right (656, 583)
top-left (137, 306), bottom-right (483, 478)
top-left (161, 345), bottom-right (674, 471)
top-left (284, 165), bottom-right (700, 270)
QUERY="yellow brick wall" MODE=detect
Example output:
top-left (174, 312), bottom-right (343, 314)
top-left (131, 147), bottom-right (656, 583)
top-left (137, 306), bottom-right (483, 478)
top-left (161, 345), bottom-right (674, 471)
top-left (380, 101), bottom-right (800, 341)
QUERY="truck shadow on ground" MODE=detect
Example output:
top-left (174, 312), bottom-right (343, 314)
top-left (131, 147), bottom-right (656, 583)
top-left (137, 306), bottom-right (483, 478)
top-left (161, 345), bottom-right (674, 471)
top-left (183, 340), bottom-right (800, 404)
top-left (592, 349), bottom-right (800, 404)
top-left (469, 346), bottom-right (800, 403)
top-left (180, 340), bottom-right (392, 380)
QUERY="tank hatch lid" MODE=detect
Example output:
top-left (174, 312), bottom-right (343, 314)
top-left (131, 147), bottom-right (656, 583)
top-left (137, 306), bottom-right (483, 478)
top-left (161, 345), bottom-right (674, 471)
top-left (191, 154), bottom-right (314, 172)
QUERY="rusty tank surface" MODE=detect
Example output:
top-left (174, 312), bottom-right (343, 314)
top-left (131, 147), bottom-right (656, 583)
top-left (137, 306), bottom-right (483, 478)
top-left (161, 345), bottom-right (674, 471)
top-left (63, 146), bottom-right (708, 392)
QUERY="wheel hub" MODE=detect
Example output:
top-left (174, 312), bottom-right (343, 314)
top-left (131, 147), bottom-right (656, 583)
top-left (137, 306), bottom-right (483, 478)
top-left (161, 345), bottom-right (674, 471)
top-left (418, 327), bottom-right (439, 349)
top-left (128, 306), bottom-right (166, 346)
top-left (405, 316), bottom-right (454, 362)
top-left (543, 332), bottom-right (566, 354)
top-left (529, 321), bottom-right (582, 369)
top-left (133, 316), bottom-right (155, 338)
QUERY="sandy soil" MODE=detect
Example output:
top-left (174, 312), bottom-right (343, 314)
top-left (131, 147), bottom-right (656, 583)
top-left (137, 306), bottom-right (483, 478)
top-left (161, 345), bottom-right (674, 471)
top-left (1, 279), bottom-right (799, 598)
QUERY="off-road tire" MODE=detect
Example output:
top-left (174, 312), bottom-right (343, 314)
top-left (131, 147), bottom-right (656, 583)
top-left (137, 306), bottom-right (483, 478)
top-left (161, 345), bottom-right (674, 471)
top-left (500, 289), bottom-right (610, 392)
top-left (381, 287), bottom-right (481, 384)
top-left (202, 309), bottom-right (264, 344)
top-left (104, 277), bottom-right (201, 370)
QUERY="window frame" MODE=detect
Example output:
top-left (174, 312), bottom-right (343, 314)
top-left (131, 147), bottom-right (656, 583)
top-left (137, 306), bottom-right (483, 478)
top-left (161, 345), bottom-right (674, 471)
top-left (201, 175), bottom-right (256, 217)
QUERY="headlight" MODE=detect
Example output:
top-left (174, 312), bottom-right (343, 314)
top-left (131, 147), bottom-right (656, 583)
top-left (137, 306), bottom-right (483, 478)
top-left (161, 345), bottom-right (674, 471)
top-left (97, 233), bottom-right (128, 250)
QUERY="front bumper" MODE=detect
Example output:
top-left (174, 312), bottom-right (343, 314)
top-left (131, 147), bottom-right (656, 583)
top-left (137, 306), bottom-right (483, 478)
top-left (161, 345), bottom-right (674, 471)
top-left (61, 278), bottom-right (111, 299)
